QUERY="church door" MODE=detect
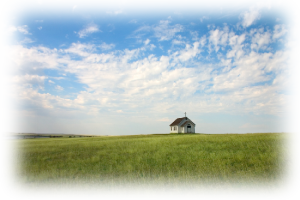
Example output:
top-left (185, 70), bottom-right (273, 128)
top-left (187, 125), bottom-right (191, 133)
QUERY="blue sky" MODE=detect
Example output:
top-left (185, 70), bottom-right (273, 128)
top-left (6, 2), bottom-right (292, 135)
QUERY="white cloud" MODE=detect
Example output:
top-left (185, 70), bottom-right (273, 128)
top-left (18, 25), bottom-right (29, 35)
top-left (9, 25), bottom-right (31, 35)
top-left (10, 45), bottom-right (60, 73)
top-left (173, 42), bottom-right (201, 62)
top-left (13, 74), bottom-right (47, 85)
top-left (200, 16), bottom-right (209, 22)
top-left (0, 21), bottom-right (6, 28)
top-left (208, 26), bottom-right (229, 52)
top-left (250, 28), bottom-right (272, 51)
top-left (144, 39), bottom-right (150, 45)
top-left (55, 85), bottom-right (64, 91)
top-left (227, 33), bottom-right (245, 59)
top-left (106, 10), bottom-right (123, 15)
top-left (99, 42), bottom-right (115, 51)
top-left (241, 8), bottom-right (261, 28)
top-left (273, 24), bottom-right (287, 39)
top-left (132, 20), bottom-right (183, 41)
top-left (172, 39), bottom-right (185, 46)
top-left (20, 37), bottom-right (34, 44)
top-left (64, 42), bottom-right (97, 57)
top-left (38, 26), bottom-right (42, 30)
top-left (2, 6), bottom-right (23, 12)
top-left (64, 42), bottom-right (115, 57)
top-left (77, 23), bottom-right (100, 38)
top-left (154, 20), bottom-right (183, 41)
top-left (129, 19), bottom-right (137, 24)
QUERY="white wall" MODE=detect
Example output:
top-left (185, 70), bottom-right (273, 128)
top-left (170, 126), bottom-right (179, 133)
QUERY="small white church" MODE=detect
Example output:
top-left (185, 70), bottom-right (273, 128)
top-left (170, 113), bottom-right (196, 133)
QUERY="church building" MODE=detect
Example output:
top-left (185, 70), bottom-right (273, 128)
top-left (170, 113), bottom-right (196, 133)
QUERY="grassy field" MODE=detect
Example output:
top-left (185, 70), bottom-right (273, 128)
top-left (15, 133), bottom-right (286, 186)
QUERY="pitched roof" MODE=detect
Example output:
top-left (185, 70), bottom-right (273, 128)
top-left (180, 120), bottom-right (195, 127)
top-left (169, 117), bottom-right (185, 126)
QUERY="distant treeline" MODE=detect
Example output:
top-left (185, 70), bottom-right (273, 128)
top-left (13, 133), bottom-right (97, 139)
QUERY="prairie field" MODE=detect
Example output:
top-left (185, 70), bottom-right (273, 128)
top-left (15, 133), bottom-right (286, 186)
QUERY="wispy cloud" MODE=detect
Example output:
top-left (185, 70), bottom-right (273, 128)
top-left (55, 85), bottom-right (64, 91)
top-left (106, 10), bottom-right (123, 15)
top-left (131, 20), bottom-right (183, 41)
top-left (200, 16), bottom-right (209, 22)
top-left (129, 19), bottom-right (137, 24)
top-left (77, 23), bottom-right (100, 38)
top-left (241, 8), bottom-right (261, 28)
top-left (20, 37), bottom-right (34, 44)
top-left (9, 25), bottom-right (31, 35)
top-left (17, 25), bottom-right (30, 34)
top-left (99, 42), bottom-right (115, 51)
top-left (273, 24), bottom-right (287, 39)
top-left (2, 6), bottom-right (23, 12)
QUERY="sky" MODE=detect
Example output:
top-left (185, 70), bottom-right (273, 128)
top-left (4, 1), bottom-right (293, 135)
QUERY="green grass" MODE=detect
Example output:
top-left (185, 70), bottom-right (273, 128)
top-left (15, 133), bottom-right (286, 186)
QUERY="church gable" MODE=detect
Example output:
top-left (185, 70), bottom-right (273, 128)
top-left (180, 120), bottom-right (195, 127)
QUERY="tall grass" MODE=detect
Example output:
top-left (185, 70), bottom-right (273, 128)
top-left (15, 133), bottom-right (286, 186)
